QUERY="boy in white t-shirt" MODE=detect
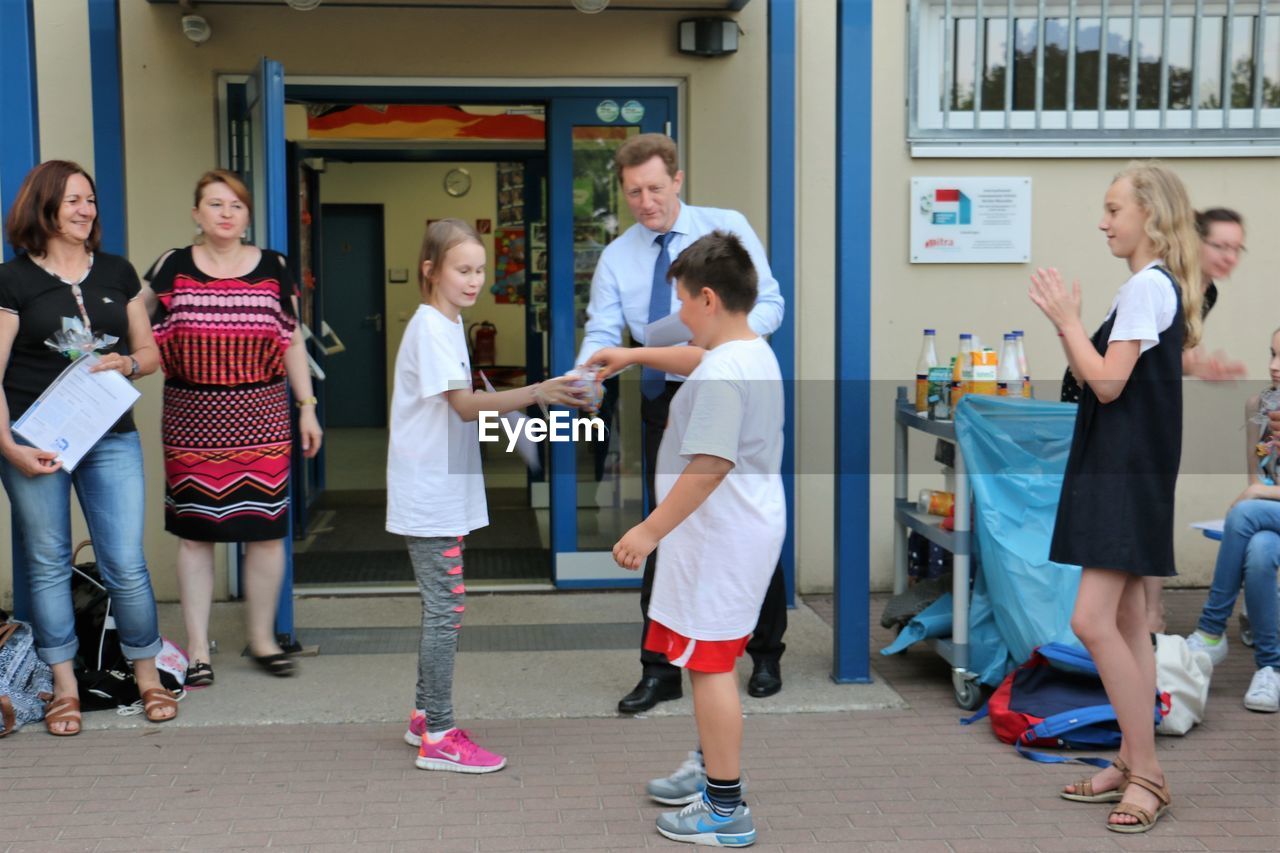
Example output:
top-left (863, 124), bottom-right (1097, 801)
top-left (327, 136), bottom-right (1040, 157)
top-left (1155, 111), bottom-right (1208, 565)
top-left (590, 231), bottom-right (785, 848)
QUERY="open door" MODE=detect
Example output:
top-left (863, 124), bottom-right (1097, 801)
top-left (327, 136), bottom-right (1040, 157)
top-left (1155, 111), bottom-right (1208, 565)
top-left (545, 94), bottom-right (675, 588)
top-left (225, 57), bottom-right (298, 644)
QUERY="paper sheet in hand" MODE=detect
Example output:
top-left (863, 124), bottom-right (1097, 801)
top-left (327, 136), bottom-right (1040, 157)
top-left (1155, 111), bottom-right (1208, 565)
top-left (12, 353), bottom-right (141, 472)
top-left (479, 371), bottom-right (542, 474)
top-left (1190, 519), bottom-right (1225, 535)
top-left (643, 312), bottom-right (693, 347)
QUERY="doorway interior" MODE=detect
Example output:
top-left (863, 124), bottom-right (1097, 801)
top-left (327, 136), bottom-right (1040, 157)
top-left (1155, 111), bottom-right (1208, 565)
top-left (220, 78), bottom-right (680, 593)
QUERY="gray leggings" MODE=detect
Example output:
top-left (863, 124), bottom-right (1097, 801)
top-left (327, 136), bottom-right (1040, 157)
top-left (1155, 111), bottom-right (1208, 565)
top-left (406, 535), bottom-right (466, 731)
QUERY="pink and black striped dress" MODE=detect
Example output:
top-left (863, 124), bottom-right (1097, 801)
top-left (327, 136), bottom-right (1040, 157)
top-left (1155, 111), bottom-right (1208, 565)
top-left (146, 247), bottom-right (299, 542)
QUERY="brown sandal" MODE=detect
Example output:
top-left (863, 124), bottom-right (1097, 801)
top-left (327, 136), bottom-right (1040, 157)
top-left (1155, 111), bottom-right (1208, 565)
top-left (44, 695), bottom-right (82, 736)
top-left (1106, 772), bottom-right (1170, 833)
top-left (141, 687), bottom-right (179, 723)
top-left (1060, 756), bottom-right (1129, 803)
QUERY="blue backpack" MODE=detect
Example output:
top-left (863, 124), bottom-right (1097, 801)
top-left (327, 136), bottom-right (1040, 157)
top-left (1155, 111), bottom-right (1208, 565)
top-left (962, 642), bottom-right (1164, 767)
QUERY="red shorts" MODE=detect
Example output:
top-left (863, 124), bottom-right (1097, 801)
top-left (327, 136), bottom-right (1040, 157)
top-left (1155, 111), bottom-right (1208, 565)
top-left (643, 621), bottom-right (750, 674)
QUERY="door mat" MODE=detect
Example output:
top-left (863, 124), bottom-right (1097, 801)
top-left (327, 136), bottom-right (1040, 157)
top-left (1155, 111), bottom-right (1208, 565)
top-left (293, 548), bottom-right (550, 584)
top-left (296, 622), bottom-right (642, 654)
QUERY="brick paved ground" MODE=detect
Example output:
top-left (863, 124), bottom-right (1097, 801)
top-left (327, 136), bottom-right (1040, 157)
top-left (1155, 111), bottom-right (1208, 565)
top-left (1, 590), bottom-right (1275, 852)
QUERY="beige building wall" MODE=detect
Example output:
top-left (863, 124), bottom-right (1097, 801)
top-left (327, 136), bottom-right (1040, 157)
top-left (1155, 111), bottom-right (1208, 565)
top-left (0, 0), bottom-right (771, 606)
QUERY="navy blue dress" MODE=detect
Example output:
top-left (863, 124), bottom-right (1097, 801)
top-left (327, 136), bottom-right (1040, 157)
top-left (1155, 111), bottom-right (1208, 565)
top-left (1049, 269), bottom-right (1184, 577)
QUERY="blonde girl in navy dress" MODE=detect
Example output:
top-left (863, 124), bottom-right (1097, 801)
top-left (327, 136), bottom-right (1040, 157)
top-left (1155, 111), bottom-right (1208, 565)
top-left (1029, 161), bottom-right (1203, 834)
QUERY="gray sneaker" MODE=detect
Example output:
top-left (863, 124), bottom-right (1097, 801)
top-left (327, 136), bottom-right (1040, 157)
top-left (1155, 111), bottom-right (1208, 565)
top-left (655, 797), bottom-right (756, 847)
top-left (647, 751), bottom-right (706, 805)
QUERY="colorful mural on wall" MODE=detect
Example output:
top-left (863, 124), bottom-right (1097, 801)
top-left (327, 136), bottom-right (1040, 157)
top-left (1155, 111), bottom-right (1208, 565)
top-left (306, 105), bottom-right (546, 141)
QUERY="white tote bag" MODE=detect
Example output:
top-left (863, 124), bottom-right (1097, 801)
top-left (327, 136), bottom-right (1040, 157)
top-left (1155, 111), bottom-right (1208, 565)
top-left (1155, 633), bottom-right (1213, 735)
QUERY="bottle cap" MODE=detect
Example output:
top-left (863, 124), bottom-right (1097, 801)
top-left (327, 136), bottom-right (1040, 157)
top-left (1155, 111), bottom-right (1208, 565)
top-left (1013, 329), bottom-right (1024, 336)
top-left (1004, 333), bottom-right (1016, 340)
top-left (959, 333), bottom-right (972, 339)
top-left (924, 328), bottom-right (936, 334)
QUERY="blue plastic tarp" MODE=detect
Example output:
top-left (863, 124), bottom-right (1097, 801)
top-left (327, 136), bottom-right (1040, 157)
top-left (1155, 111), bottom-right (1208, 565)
top-left (954, 395), bottom-right (1084, 683)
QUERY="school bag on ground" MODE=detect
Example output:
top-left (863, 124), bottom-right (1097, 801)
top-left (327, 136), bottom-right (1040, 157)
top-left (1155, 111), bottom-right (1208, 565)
top-left (0, 610), bottom-right (54, 737)
top-left (1154, 632), bottom-right (1211, 735)
top-left (962, 642), bottom-right (1164, 766)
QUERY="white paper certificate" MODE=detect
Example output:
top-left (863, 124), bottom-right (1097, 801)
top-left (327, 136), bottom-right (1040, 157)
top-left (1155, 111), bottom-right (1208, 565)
top-left (12, 353), bottom-right (141, 471)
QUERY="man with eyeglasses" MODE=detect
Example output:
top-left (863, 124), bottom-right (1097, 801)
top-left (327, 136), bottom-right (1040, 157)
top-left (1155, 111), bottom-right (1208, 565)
top-left (576, 133), bottom-right (789, 716)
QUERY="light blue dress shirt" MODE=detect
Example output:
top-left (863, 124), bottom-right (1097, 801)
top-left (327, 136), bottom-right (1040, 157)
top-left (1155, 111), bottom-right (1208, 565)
top-left (575, 202), bottom-right (786, 376)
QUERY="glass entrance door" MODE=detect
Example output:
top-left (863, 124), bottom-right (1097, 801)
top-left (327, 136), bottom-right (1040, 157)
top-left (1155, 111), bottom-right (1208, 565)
top-left (546, 95), bottom-right (675, 587)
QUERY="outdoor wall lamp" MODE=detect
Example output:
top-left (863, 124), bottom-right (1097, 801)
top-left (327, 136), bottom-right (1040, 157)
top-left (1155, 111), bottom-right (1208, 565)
top-left (285, 0), bottom-right (324, 9)
top-left (181, 14), bottom-right (211, 45)
top-left (571, 0), bottom-right (609, 13)
top-left (678, 18), bottom-right (739, 57)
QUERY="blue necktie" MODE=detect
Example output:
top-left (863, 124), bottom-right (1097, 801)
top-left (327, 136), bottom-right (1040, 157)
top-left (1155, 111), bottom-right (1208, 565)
top-left (641, 232), bottom-right (674, 399)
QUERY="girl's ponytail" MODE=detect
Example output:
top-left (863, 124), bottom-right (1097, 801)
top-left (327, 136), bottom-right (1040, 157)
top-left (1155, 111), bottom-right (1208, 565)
top-left (418, 218), bottom-right (482, 298)
top-left (1115, 161), bottom-right (1202, 349)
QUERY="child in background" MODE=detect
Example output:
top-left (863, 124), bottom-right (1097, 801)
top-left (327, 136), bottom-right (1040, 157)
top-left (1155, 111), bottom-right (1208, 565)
top-left (1185, 327), bottom-right (1280, 713)
top-left (1030, 161), bottom-right (1203, 833)
top-left (388, 219), bottom-right (583, 773)
top-left (591, 231), bottom-right (785, 847)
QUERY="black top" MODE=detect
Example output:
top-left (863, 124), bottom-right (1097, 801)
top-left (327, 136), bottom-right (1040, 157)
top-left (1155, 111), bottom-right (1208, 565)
top-left (1060, 280), bottom-right (1216, 403)
top-left (1048, 268), bottom-right (1185, 576)
top-left (0, 252), bottom-right (142, 433)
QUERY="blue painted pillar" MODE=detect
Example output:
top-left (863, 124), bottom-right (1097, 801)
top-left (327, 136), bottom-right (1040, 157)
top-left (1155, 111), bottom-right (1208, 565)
top-left (2, 0), bottom-right (40, 621)
top-left (1, 0), bottom-right (39, 261)
top-left (768, 0), bottom-right (797, 608)
top-left (833, 0), bottom-right (874, 683)
top-left (87, 0), bottom-right (126, 256)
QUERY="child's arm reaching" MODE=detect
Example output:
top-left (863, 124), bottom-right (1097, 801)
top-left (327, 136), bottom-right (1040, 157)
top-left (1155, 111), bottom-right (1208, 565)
top-left (613, 454), bottom-right (733, 570)
top-left (586, 346), bottom-right (705, 381)
top-left (1029, 267), bottom-right (1141, 405)
top-left (445, 375), bottom-right (586, 422)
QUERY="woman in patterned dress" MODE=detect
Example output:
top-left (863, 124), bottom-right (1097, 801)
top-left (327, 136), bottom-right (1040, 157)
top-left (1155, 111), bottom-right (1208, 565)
top-left (142, 170), bottom-right (322, 683)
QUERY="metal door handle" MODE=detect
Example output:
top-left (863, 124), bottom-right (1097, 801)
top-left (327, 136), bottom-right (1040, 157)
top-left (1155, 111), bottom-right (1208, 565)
top-left (365, 313), bottom-right (383, 333)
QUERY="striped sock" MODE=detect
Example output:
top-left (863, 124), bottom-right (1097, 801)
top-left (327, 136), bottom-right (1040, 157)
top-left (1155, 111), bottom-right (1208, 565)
top-left (705, 776), bottom-right (742, 818)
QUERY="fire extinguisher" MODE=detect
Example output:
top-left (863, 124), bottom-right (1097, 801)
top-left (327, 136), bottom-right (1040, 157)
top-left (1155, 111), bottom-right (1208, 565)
top-left (469, 321), bottom-right (497, 366)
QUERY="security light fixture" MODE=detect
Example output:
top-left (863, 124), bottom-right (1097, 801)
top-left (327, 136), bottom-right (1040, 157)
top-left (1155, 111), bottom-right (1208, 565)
top-left (286, 0), bottom-right (323, 10)
top-left (571, 0), bottom-right (609, 13)
top-left (181, 14), bottom-right (211, 45)
top-left (678, 18), bottom-right (739, 57)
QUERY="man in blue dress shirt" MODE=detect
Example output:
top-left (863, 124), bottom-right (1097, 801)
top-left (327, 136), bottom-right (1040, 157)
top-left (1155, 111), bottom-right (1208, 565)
top-left (578, 133), bottom-right (788, 714)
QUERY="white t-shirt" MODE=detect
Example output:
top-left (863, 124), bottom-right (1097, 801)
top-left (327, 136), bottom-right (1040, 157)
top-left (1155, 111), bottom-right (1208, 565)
top-left (386, 304), bottom-right (488, 537)
top-left (647, 336), bottom-right (786, 641)
top-left (1105, 261), bottom-right (1178, 354)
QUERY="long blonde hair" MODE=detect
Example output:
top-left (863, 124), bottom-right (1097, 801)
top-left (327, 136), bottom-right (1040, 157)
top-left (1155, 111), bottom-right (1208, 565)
top-left (1114, 161), bottom-right (1203, 349)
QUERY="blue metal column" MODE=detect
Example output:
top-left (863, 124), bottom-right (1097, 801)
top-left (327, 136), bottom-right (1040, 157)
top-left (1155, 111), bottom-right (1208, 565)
top-left (2, 0), bottom-right (40, 621)
top-left (768, 0), bottom-right (797, 608)
top-left (257, 58), bottom-right (296, 642)
top-left (833, 0), bottom-right (874, 683)
top-left (87, 0), bottom-right (125, 255)
top-left (1, 0), bottom-right (39, 260)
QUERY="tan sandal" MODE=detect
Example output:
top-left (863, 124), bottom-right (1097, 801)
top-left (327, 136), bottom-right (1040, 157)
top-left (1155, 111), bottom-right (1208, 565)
top-left (44, 695), bottom-right (82, 736)
top-left (141, 687), bottom-right (178, 723)
top-left (1060, 756), bottom-right (1129, 803)
top-left (1106, 772), bottom-right (1170, 834)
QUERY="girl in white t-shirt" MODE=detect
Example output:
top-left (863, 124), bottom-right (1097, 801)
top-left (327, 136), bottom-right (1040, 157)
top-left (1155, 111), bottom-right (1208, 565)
top-left (1029, 162), bottom-right (1203, 834)
top-left (388, 219), bottom-right (582, 774)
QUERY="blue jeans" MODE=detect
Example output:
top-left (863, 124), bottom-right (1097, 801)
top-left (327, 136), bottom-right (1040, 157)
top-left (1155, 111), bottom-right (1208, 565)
top-left (1197, 499), bottom-right (1280, 669)
top-left (0, 431), bottom-right (162, 666)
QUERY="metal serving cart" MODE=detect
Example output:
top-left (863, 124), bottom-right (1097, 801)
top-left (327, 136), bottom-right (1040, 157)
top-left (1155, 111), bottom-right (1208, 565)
top-left (893, 386), bottom-right (981, 709)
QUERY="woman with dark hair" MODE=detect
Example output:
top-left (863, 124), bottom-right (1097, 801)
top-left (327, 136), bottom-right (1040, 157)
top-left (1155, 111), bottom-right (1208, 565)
top-left (140, 170), bottom-right (321, 685)
top-left (0, 160), bottom-right (175, 734)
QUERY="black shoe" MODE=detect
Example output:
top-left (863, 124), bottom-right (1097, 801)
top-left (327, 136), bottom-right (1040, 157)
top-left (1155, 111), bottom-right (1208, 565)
top-left (618, 676), bottom-right (682, 714)
top-left (747, 660), bottom-right (781, 698)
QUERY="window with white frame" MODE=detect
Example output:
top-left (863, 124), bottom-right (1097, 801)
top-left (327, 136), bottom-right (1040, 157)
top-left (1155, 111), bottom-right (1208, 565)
top-left (909, 1), bottom-right (1280, 153)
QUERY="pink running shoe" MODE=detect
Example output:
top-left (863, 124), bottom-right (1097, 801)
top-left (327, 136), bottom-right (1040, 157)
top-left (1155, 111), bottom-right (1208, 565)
top-left (415, 729), bottom-right (507, 774)
top-left (404, 709), bottom-right (427, 748)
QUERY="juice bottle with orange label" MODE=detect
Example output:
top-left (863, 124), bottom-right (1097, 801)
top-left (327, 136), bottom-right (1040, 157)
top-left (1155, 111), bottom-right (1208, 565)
top-left (971, 347), bottom-right (998, 395)
top-left (952, 333), bottom-right (972, 405)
